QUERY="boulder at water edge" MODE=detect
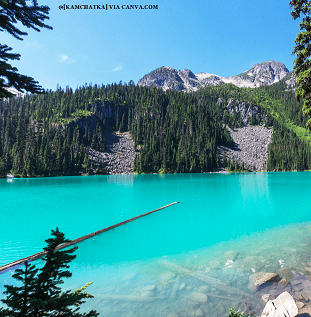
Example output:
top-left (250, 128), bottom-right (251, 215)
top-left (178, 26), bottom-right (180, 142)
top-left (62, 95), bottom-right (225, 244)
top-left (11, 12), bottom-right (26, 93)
top-left (261, 292), bottom-right (298, 317)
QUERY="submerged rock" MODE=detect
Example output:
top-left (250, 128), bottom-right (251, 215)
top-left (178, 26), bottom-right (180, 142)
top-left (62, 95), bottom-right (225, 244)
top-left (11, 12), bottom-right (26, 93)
top-left (179, 282), bottom-right (185, 291)
top-left (279, 278), bottom-right (289, 286)
top-left (140, 290), bottom-right (154, 297)
top-left (197, 285), bottom-right (208, 293)
top-left (278, 268), bottom-right (294, 281)
top-left (249, 272), bottom-right (281, 291)
top-left (188, 292), bottom-right (208, 303)
top-left (159, 272), bottom-right (176, 285)
top-left (141, 285), bottom-right (156, 292)
top-left (195, 308), bottom-right (204, 316)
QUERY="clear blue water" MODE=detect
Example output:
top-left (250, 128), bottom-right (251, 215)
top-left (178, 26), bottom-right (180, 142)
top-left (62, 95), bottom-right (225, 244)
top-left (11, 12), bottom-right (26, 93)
top-left (1, 172), bottom-right (311, 316)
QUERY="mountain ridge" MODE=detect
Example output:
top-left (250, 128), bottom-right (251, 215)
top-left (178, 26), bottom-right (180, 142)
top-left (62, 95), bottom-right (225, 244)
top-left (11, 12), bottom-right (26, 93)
top-left (138, 60), bottom-right (292, 91)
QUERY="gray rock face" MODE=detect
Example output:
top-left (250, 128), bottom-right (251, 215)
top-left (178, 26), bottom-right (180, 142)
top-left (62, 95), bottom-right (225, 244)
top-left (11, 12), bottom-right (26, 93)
top-left (227, 60), bottom-right (290, 88)
top-left (284, 71), bottom-right (297, 89)
top-left (224, 98), bottom-right (269, 125)
top-left (138, 66), bottom-right (198, 91)
top-left (138, 61), bottom-right (290, 91)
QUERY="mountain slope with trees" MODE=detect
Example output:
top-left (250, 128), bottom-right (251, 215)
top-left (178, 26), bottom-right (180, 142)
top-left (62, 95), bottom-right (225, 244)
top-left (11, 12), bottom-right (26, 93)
top-left (0, 73), bottom-right (311, 177)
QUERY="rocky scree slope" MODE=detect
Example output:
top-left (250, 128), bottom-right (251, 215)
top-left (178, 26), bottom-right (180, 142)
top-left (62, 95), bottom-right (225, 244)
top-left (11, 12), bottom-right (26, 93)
top-left (217, 125), bottom-right (273, 171)
top-left (89, 132), bottom-right (136, 175)
top-left (138, 61), bottom-right (291, 91)
top-left (217, 98), bottom-right (273, 171)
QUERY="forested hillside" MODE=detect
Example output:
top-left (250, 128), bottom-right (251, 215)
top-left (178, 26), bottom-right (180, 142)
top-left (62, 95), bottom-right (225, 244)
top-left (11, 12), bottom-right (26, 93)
top-left (0, 83), bottom-right (232, 177)
top-left (0, 77), bottom-right (310, 178)
top-left (207, 78), bottom-right (311, 171)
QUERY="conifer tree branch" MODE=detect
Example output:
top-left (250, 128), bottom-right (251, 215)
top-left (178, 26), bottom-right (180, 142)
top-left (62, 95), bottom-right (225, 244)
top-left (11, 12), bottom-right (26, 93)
top-left (0, 0), bottom-right (52, 97)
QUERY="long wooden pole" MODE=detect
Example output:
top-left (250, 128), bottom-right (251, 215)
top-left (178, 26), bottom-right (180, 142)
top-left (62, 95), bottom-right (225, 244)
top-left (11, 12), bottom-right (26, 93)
top-left (0, 201), bottom-right (180, 273)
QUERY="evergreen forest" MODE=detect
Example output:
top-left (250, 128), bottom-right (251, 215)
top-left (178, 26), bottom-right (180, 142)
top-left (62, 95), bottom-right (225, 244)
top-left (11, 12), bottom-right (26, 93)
top-left (0, 75), bottom-right (310, 178)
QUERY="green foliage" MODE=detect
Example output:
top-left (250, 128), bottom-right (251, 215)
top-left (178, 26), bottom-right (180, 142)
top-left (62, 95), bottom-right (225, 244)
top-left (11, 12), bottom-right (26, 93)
top-left (0, 261), bottom-right (38, 316)
top-left (0, 1), bottom-right (52, 98)
top-left (0, 228), bottom-right (98, 317)
top-left (223, 155), bottom-right (249, 172)
top-left (267, 121), bottom-right (311, 171)
top-left (132, 89), bottom-right (233, 173)
top-left (290, 0), bottom-right (311, 129)
top-left (56, 110), bottom-right (94, 125)
top-left (228, 307), bottom-right (249, 317)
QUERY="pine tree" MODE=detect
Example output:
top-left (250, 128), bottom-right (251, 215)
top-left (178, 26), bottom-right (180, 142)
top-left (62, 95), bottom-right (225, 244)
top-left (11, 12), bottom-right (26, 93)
top-left (0, 228), bottom-right (99, 317)
top-left (290, 0), bottom-right (311, 129)
top-left (0, 158), bottom-right (6, 177)
top-left (0, 1), bottom-right (52, 98)
top-left (0, 261), bottom-right (38, 317)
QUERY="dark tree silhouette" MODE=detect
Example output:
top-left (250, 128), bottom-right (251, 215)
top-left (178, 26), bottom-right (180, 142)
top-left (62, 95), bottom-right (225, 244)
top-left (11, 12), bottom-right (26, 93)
top-left (0, 0), bottom-right (52, 98)
top-left (0, 228), bottom-right (99, 317)
top-left (290, 0), bottom-right (311, 129)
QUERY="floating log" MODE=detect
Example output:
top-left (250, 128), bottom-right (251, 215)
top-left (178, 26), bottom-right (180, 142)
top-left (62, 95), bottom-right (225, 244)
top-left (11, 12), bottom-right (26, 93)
top-left (93, 294), bottom-right (165, 302)
top-left (0, 202), bottom-right (180, 273)
top-left (159, 260), bottom-right (254, 300)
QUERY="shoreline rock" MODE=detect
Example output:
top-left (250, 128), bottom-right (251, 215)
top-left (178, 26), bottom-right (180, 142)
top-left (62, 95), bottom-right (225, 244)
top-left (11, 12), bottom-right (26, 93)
top-left (261, 292), bottom-right (298, 317)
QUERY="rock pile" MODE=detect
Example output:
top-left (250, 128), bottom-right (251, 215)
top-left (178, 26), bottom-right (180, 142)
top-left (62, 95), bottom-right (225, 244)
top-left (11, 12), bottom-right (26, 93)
top-left (103, 132), bottom-right (136, 174)
top-left (217, 125), bottom-right (273, 171)
top-left (90, 132), bottom-right (136, 175)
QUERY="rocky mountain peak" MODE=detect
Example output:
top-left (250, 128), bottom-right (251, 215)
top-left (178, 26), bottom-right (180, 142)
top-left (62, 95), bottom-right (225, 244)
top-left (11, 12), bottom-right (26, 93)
top-left (179, 69), bottom-right (196, 79)
top-left (138, 61), bottom-right (291, 91)
top-left (138, 66), bottom-right (184, 91)
top-left (231, 60), bottom-right (290, 87)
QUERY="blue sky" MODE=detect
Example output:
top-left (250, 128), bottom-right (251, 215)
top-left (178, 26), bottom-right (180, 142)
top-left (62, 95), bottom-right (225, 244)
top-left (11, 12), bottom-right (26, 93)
top-left (2, 0), bottom-right (300, 91)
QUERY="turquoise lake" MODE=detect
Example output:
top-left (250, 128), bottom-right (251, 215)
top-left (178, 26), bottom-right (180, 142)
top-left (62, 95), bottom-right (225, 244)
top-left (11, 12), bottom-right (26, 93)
top-left (1, 172), bottom-right (311, 316)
